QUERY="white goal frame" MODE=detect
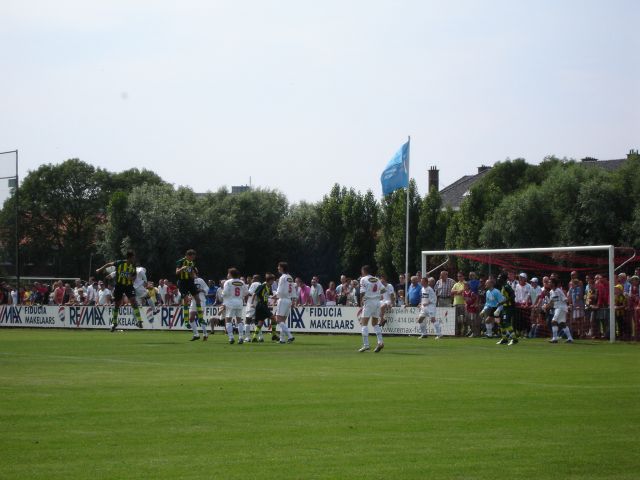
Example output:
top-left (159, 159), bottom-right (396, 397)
top-left (421, 245), bottom-right (616, 343)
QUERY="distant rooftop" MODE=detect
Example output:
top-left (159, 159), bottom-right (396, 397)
top-left (577, 157), bottom-right (626, 171)
top-left (439, 166), bottom-right (492, 210)
top-left (439, 154), bottom-right (633, 210)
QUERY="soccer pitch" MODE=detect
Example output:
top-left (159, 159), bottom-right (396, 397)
top-left (1, 330), bottom-right (638, 480)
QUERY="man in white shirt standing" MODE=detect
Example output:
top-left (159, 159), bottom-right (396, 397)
top-left (97, 281), bottom-right (112, 305)
top-left (379, 274), bottom-right (395, 326)
top-left (417, 277), bottom-right (438, 339)
top-left (85, 278), bottom-right (98, 306)
top-left (309, 276), bottom-right (325, 305)
top-left (244, 274), bottom-right (261, 343)
top-left (222, 268), bottom-right (248, 344)
top-left (358, 265), bottom-right (385, 353)
top-left (274, 262), bottom-right (295, 344)
top-left (545, 277), bottom-right (574, 344)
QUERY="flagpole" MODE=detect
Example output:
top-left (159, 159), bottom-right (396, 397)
top-left (404, 136), bottom-right (410, 304)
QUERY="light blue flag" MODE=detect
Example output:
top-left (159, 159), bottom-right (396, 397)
top-left (380, 140), bottom-right (410, 195)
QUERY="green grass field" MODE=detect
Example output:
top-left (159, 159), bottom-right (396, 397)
top-left (1, 329), bottom-right (639, 480)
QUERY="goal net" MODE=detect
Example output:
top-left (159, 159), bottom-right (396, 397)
top-left (420, 246), bottom-right (639, 343)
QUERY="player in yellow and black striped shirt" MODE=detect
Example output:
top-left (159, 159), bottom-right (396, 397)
top-left (96, 250), bottom-right (144, 331)
top-left (176, 249), bottom-right (204, 331)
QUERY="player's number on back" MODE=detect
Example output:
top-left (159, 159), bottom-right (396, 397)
top-left (373, 284), bottom-right (378, 292)
top-left (235, 287), bottom-right (241, 297)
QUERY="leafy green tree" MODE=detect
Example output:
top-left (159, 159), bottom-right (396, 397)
top-left (416, 186), bottom-right (449, 263)
top-left (340, 189), bottom-right (379, 275)
top-left (375, 180), bottom-right (420, 279)
top-left (2, 160), bottom-right (105, 276)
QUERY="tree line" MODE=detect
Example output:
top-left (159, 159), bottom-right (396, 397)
top-left (1, 152), bottom-right (638, 283)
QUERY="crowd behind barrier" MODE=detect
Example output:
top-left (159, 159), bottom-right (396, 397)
top-left (1, 265), bottom-right (639, 340)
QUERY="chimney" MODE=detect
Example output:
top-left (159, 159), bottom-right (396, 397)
top-left (477, 165), bottom-right (491, 174)
top-left (428, 166), bottom-right (439, 192)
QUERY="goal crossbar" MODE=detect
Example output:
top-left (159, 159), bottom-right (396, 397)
top-left (421, 245), bottom-right (616, 343)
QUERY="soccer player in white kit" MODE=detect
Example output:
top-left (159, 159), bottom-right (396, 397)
top-left (189, 275), bottom-right (210, 341)
top-left (275, 262), bottom-right (295, 344)
top-left (379, 274), bottom-right (395, 326)
top-left (133, 267), bottom-right (154, 309)
top-left (222, 268), bottom-right (248, 344)
top-left (244, 274), bottom-right (261, 343)
top-left (546, 277), bottom-right (574, 343)
top-left (358, 265), bottom-right (385, 353)
top-left (417, 277), bottom-right (440, 339)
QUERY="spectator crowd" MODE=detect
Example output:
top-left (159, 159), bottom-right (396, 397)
top-left (2, 264), bottom-right (639, 341)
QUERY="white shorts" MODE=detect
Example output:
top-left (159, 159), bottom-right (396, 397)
top-left (276, 298), bottom-right (292, 317)
top-left (362, 300), bottom-right (381, 319)
top-left (189, 294), bottom-right (206, 312)
top-left (225, 306), bottom-right (244, 319)
top-left (380, 300), bottom-right (392, 308)
top-left (135, 286), bottom-right (148, 300)
top-left (552, 309), bottom-right (568, 324)
top-left (419, 306), bottom-right (436, 319)
top-left (245, 305), bottom-right (256, 319)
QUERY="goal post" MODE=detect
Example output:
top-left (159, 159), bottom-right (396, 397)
top-left (421, 245), bottom-right (616, 342)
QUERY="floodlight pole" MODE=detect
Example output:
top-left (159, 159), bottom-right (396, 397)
top-left (0, 149), bottom-right (19, 296)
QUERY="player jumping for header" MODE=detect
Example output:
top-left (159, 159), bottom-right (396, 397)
top-left (96, 250), bottom-right (144, 331)
top-left (176, 249), bottom-right (204, 330)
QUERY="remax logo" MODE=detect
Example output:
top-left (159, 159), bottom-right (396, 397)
top-left (0, 305), bottom-right (22, 324)
top-left (161, 307), bottom-right (184, 328)
top-left (289, 307), bottom-right (306, 329)
top-left (69, 306), bottom-right (107, 326)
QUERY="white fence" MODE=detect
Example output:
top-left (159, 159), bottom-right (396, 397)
top-left (0, 304), bottom-right (456, 336)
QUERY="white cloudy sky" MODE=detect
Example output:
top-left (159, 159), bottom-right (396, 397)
top-left (1, 0), bottom-right (638, 203)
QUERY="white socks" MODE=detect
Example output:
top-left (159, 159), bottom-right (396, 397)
top-left (419, 322), bottom-right (427, 335)
top-left (552, 325), bottom-right (559, 340)
top-left (279, 322), bottom-right (292, 340)
top-left (486, 323), bottom-right (493, 336)
top-left (237, 322), bottom-right (245, 338)
top-left (361, 326), bottom-right (369, 346)
top-left (226, 322), bottom-right (234, 340)
top-left (374, 325), bottom-right (383, 344)
top-left (191, 319), bottom-right (199, 336)
top-left (563, 326), bottom-right (573, 341)
top-left (434, 322), bottom-right (442, 337)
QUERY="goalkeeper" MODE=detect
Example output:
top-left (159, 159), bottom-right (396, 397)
top-left (479, 278), bottom-right (504, 339)
top-left (495, 272), bottom-right (517, 345)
